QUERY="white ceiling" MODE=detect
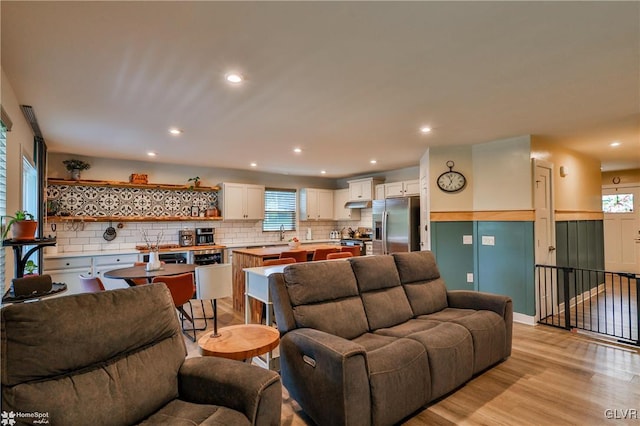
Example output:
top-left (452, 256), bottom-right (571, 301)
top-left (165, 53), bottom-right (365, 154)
top-left (2, 1), bottom-right (639, 177)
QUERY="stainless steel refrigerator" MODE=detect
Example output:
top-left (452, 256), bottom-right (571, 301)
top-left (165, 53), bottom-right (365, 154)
top-left (372, 196), bottom-right (420, 255)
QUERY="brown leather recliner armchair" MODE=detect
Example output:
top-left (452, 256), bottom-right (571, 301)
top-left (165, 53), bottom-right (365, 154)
top-left (1, 283), bottom-right (281, 425)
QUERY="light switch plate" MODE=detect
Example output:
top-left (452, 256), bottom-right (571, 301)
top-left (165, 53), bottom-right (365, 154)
top-left (481, 236), bottom-right (495, 246)
top-left (466, 273), bottom-right (474, 283)
top-left (463, 235), bottom-right (473, 245)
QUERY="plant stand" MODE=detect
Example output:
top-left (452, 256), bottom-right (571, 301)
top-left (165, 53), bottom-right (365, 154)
top-left (2, 238), bottom-right (57, 279)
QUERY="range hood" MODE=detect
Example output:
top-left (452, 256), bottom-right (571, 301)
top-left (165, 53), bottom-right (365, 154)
top-left (344, 200), bottom-right (372, 209)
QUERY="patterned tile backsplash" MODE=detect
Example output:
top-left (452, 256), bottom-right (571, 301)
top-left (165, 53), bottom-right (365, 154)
top-left (47, 184), bottom-right (218, 217)
top-left (45, 182), bottom-right (371, 253)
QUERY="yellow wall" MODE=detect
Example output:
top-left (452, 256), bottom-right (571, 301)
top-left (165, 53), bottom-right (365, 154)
top-left (531, 137), bottom-right (602, 212)
top-left (602, 169), bottom-right (640, 185)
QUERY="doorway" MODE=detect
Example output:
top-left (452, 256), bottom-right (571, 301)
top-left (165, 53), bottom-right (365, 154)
top-left (533, 160), bottom-right (556, 321)
top-left (603, 185), bottom-right (640, 273)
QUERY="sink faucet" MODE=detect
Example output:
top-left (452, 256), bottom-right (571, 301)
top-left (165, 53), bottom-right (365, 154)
top-left (280, 224), bottom-right (285, 241)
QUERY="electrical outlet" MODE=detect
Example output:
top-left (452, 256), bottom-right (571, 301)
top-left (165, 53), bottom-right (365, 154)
top-left (466, 273), bottom-right (474, 283)
top-left (462, 235), bottom-right (473, 245)
top-left (481, 236), bottom-right (495, 246)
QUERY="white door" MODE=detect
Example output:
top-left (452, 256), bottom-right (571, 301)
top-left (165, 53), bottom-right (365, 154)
top-left (603, 186), bottom-right (640, 273)
top-left (533, 160), bottom-right (556, 321)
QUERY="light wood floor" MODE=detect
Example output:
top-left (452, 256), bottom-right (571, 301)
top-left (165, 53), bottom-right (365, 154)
top-left (184, 298), bottom-right (640, 426)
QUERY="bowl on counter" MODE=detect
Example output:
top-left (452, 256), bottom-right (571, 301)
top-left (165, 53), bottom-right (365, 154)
top-left (288, 241), bottom-right (301, 249)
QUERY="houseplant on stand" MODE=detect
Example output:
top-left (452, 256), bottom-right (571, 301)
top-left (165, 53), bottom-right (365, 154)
top-left (1, 210), bottom-right (37, 241)
top-left (63, 159), bottom-right (91, 180)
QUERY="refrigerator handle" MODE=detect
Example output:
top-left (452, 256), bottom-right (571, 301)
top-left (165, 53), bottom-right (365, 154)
top-left (382, 210), bottom-right (388, 254)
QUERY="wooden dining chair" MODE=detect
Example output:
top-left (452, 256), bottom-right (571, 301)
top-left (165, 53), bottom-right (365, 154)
top-left (263, 258), bottom-right (297, 266)
top-left (279, 250), bottom-right (308, 262)
top-left (151, 272), bottom-right (202, 341)
top-left (312, 247), bottom-right (339, 261)
top-left (78, 275), bottom-right (106, 293)
top-left (340, 246), bottom-right (361, 257)
top-left (327, 252), bottom-right (353, 260)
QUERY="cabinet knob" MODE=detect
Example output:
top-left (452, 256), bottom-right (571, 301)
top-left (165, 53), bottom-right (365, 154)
top-left (66, 262), bottom-right (70, 266)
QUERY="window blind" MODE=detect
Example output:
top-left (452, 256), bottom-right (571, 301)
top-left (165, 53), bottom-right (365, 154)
top-left (263, 188), bottom-right (296, 231)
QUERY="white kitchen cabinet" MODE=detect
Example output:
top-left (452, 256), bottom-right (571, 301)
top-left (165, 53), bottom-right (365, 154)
top-left (221, 183), bottom-right (265, 220)
top-left (333, 189), bottom-right (361, 220)
top-left (381, 180), bottom-right (420, 198)
top-left (93, 253), bottom-right (139, 290)
top-left (348, 178), bottom-right (383, 201)
top-left (300, 188), bottom-right (334, 220)
top-left (44, 253), bottom-right (138, 295)
top-left (375, 184), bottom-right (385, 200)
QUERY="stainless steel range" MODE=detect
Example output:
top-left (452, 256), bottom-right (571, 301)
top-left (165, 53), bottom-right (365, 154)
top-left (339, 237), bottom-right (372, 256)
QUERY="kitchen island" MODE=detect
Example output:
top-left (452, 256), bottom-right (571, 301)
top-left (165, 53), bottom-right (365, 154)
top-left (232, 243), bottom-right (340, 317)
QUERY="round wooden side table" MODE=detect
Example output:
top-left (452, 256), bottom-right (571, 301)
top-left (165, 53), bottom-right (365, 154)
top-left (198, 324), bottom-right (280, 362)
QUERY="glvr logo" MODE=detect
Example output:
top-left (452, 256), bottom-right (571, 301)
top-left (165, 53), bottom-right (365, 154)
top-left (1, 411), bottom-right (16, 426)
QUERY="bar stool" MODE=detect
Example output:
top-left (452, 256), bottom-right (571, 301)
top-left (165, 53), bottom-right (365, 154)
top-left (279, 251), bottom-right (308, 262)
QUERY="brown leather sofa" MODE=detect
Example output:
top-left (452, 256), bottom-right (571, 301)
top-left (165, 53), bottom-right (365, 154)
top-left (1, 283), bottom-right (281, 426)
top-left (270, 251), bottom-right (512, 426)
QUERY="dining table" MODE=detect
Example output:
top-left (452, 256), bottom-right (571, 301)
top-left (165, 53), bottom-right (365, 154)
top-left (103, 263), bottom-right (196, 287)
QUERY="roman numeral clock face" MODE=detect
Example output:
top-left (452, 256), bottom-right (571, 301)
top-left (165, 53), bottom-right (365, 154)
top-left (437, 161), bottom-right (466, 193)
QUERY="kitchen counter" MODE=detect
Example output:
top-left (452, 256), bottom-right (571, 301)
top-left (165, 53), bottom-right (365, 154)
top-left (136, 244), bottom-right (226, 253)
top-left (232, 243), bottom-right (340, 259)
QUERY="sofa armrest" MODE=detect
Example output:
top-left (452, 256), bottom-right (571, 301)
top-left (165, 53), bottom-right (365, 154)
top-left (447, 290), bottom-right (511, 318)
top-left (280, 328), bottom-right (371, 425)
top-left (447, 290), bottom-right (513, 357)
top-left (178, 357), bottom-right (281, 426)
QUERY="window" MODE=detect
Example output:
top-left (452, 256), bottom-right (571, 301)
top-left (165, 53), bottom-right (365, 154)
top-left (22, 155), bottom-right (38, 216)
top-left (263, 188), bottom-right (296, 231)
top-left (602, 193), bottom-right (633, 213)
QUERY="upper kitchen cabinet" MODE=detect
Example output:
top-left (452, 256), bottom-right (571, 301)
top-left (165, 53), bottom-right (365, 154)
top-left (348, 178), bottom-right (384, 201)
top-left (383, 180), bottom-right (420, 198)
top-left (333, 189), bottom-right (361, 221)
top-left (300, 188), bottom-right (334, 220)
top-left (220, 183), bottom-right (265, 220)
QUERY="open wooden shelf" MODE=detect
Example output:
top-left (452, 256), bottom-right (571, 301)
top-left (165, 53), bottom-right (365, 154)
top-left (47, 216), bottom-right (223, 223)
top-left (47, 178), bottom-right (220, 192)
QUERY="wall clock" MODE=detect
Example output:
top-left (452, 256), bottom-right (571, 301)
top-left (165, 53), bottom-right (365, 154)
top-left (437, 161), bottom-right (466, 193)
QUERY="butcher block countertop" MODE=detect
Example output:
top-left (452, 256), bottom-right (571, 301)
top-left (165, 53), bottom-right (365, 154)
top-left (232, 243), bottom-right (339, 259)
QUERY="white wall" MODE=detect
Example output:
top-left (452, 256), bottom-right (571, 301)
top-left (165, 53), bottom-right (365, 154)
top-left (2, 69), bottom-right (38, 287)
top-left (472, 135), bottom-right (533, 211)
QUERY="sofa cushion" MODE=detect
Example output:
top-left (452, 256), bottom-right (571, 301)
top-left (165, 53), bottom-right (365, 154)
top-left (137, 399), bottom-right (250, 425)
top-left (406, 322), bottom-right (474, 400)
top-left (393, 251), bottom-right (448, 315)
top-left (448, 311), bottom-right (507, 374)
top-left (352, 333), bottom-right (398, 352)
top-left (350, 255), bottom-right (414, 330)
top-left (374, 319), bottom-right (441, 338)
top-left (366, 338), bottom-right (431, 426)
top-left (284, 261), bottom-right (369, 339)
top-left (418, 307), bottom-right (476, 322)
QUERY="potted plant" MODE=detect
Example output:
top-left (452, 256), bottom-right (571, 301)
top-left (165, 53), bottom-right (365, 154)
top-left (2, 210), bottom-right (37, 241)
top-left (63, 158), bottom-right (91, 180)
top-left (24, 260), bottom-right (38, 276)
top-left (188, 176), bottom-right (201, 190)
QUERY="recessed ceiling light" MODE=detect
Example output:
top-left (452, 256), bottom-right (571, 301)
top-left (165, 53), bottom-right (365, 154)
top-left (147, 151), bottom-right (157, 157)
top-left (370, 159), bottom-right (377, 164)
top-left (293, 148), bottom-right (302, 154)
top-left (225, 72), bottom-right (244, 84)
top-left (610, 141), bottom-right (621, 147)
top-left (420, 126), bottom-right (432, 134)
top-left (168, 128), bottom-right (182, 135)
top-left (320, 170), bottom-right (326, 175)
top-left (250, 162), bottom-right (257, 167)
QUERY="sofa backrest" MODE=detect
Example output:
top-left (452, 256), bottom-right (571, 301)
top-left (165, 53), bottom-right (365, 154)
top-left (349, 255), bottom-right (415, 330)
top-left (1, 284), bottom-right (187, 425)
top-left (275, 260), bottom-right (369, 339)
top-left (393, 251), bottom-right (449, 315)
